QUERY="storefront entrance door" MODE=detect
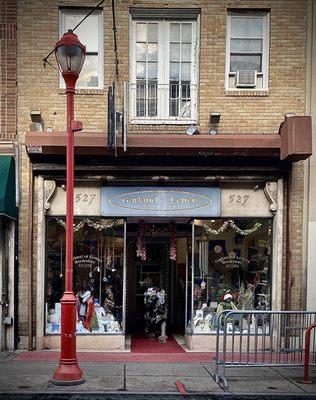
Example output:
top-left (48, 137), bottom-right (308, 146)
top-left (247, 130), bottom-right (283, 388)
top-left (126, 222), bottom-right (188, 335)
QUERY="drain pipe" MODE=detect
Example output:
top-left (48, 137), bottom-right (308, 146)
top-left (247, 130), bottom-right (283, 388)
top-left (285, 168), bottom-right (292, 311)
top-left (28, 163), bottom-right (34, 350)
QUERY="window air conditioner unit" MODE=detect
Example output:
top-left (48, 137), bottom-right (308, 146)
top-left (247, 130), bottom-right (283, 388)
top-left (236, 70), bottom-right (257, 88)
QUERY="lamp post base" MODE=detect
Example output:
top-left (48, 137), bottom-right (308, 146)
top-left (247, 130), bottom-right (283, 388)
top-left (51, 362), bottom-right (85, 386)
top-left (51, 292), bottom-right (85, 386)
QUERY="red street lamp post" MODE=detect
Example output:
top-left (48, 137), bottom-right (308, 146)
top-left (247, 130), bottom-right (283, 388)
top-left (51, 30), bottom-right (86, 386)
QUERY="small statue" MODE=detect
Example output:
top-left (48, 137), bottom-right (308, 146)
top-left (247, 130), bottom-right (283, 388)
top-left (103, 284), bottom-right (116, 315)
top-left (216, 292), bottom-right (238, 329)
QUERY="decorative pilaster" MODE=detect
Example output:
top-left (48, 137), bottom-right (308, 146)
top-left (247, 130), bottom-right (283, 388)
top-left (264, 181), bottom-right (278, 215)
top-left (43, 180), bottom-right (56, 215)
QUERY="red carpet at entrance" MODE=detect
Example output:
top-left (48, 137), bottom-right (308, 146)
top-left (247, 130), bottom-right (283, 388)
top-left (13, 335), bottom-right (214, 362)
top-left (13, 351), bottom-right (212, 363)
top-left (131, 334), bottom-right (186, 353)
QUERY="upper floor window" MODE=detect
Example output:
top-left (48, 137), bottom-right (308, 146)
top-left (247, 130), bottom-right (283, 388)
top-left (130, 17), bottom-right (199, 123)
top-left (226, 11), bottom-right (269, 90)
top-left (59, 8), bottom-right (103, 89)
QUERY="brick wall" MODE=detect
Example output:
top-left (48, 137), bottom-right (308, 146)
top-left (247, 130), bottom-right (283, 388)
top-left (16, 0), bottom-right (308, 346)
top-left (16, 0), bottom-right (307, 135)
top-left (0, 0), bottom-right (17, 140)
top-left (289, 161), bottom-right (306, 310)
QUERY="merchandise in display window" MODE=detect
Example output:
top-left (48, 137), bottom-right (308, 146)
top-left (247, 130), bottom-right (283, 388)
top-left (45, 218), bottom-right (125, 335)
top-left (187, 218), bottom-right (272, 334)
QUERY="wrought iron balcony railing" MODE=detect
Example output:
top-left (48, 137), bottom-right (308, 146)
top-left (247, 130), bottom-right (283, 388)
top-left (130, 81), bottom-right (198, 123)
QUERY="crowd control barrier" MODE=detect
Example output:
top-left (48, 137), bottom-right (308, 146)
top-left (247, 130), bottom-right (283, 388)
top-left (213, 310), bottom-right (316, 387)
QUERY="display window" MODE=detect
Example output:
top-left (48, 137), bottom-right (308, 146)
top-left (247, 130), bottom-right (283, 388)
top-left (186, 218), bottom-right (272, 334)
top-left (45, 217), bottom-right (125, 335)
top-left (45, 216), bottom-right (273, 337)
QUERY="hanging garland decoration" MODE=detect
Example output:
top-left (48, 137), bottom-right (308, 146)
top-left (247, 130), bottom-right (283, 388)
top-left (170, 223), bottom-right (177, 261)
top-left (136, 221), bottom-right (146, 261)
top-left (136, 222), bottom-right (178, 261)
top-left (203, 220), bottom-right (230, 235)
top-left (56, 218), bottom-right (117, 232)
top-left (229, 220), bottom-right (262, 235)
top-left (202, 220), bottom-right (262, 236)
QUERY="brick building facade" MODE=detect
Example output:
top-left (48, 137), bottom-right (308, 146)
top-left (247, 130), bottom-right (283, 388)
top-left (0, 0), bottom-right (17, 141)
top-left (10, 0), bottom-right (313, 350)
top-left (0, 0), bottom-right (18, 351)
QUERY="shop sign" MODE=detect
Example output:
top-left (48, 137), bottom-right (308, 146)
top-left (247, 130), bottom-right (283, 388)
top-left (101, 187), bottom-right (220, 217)
top-left (73, 255), bottom-right (101, 267)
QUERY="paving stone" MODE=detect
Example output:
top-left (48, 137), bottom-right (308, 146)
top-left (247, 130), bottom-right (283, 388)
top-left (126, 373), bottom-right (220, 393)
top-left (126, 362), bottom-right (210, 377)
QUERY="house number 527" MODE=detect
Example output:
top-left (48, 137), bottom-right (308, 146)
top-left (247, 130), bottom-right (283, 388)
top-left (75, 193), bottom-right (96, 205)
top-left (228, 194), bottom-right (249, 206)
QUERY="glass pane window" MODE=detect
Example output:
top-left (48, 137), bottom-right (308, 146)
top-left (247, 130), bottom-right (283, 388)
top-left (170, 43), bottom-right (180, 61)
top-left (230, 54), bottom-right (262, 72)
top-left (77, 55), bottom-right (99, 88)
top-left (60, 9), bottom-right (103, 89)
top-left (63, 13), bottom-right (99, 52)
top-left (227, 12), bottom-right (269, 88)
top-left (136, 43), bottom-right (146, 61)
top-left (170, 23), bottom-right (180, 42)
top-left (132, 18), bottom-right (198, 121)
top-left (170, 62), bottom-right (180, 80)
top-left (135, 22), bottom-right (158, 117)
top-left (148, 62), bottom-right (158, 79)
top-left (186, 219), bottom-right (272, 334)
top-left (148, 23), bottom-right (158, 42)
top-left (231, 17), bottom-right (263, 38)
top-left (231, 38), bottom-right (262, 53)
top-left (182, 23), bottom-right (192, 42)
top-left (137, 23), bottom-right (147, 42)
top-left (169, 22), bottom-right (193, 118)
top-left (45, 218), bottom-right (125, 335)
top-left (148, 43), bottom-right (158, 60)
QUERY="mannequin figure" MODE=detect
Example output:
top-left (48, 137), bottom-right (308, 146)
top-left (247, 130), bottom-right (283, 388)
top-left (76, 285), bottom-right (91, 322)
top-left (144, 287), bottom-right (168, 342)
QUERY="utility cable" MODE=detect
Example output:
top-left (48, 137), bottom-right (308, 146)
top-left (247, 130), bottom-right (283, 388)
top-left (43, 0), bottom-right (106, 68)
top-left (111, 0), bottom-right (119, 78)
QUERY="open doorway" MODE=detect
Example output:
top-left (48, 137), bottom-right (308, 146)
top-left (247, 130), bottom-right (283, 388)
top-left (126, 220), bottom-right (187, 343)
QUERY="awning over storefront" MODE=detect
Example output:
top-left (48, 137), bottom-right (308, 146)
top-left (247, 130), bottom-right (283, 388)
top-left (0, 156), bottom-right (18, 220)
top-left (24, 116), bottom-right (312, 162)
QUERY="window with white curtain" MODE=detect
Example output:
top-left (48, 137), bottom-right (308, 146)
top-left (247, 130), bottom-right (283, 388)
top-left (131, 18), bottom-right (199, 123)
top-left (226, 12), bottom-right (269, 90)
top-left (59, 9), bottom-right (104, 89)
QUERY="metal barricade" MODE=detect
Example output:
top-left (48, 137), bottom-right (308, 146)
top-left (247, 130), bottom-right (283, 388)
top-left (214, 310), bottom-right (316, 387)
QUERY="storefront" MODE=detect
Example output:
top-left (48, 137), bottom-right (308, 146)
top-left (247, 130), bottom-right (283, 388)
top-left (0, 156), bottom-right (18, 351)
top-left (36, 179), bottom-right (282, 351)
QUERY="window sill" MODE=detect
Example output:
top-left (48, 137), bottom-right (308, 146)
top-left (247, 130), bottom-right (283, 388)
top-left (130, 119), bottom-right (197, 125)
top-left (225, 89), bottom-right (269, 97)
top-left (59, 88), bottom-right (104, 95)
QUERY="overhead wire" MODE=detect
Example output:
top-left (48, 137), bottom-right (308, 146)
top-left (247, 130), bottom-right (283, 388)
top-left (111, 0), bottom-right (119, 78)
top-left (43, 0), bottom-right (106, 68)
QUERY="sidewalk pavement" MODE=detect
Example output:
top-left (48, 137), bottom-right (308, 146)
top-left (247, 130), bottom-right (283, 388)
top-left (0, 352), bottom-right (315, 399)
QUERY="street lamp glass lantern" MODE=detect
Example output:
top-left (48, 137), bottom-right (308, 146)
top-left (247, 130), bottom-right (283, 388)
top-left (55, 30), bottom-right (86, 76)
